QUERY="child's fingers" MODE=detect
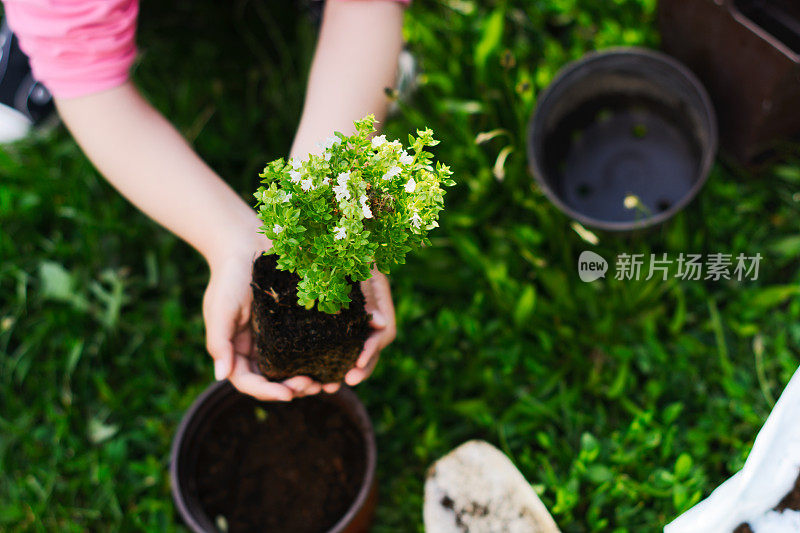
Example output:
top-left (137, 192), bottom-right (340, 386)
top-left (345, 356), bottom-right (378, 386)
top-left (283, 375), bottom-right (312, 391)
top-left (349, 340), bottom-right (383, 385)
top-left (344, 367), bottom-right (365, 386)
top-left (356, 319), bottom-right (396, 369)
top-left (206, 328), bottom-right (234, 381)
top-left (370, 310), bottom-right (387, 329)
top-left (303, 382), bottom-right (323, 396)
top-left (229, 355), bottom-right (293, 401)
top-left (283, 376), bottom-right (322, 397)
top-left (232, 326), bottom-right (252, 358)
top-left (356, 334), bottom-right (381, 369)
top-left (364, 271), bottom-right (395, 324)
top-left (322, 383), bottom-right (341, 393)
top-left (202, 292), bottom-right (238, 381)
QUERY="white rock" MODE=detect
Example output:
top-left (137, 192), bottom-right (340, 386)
top-left (424, 440), bottom-right (561, 533)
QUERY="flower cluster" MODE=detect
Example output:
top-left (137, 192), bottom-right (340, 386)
top-left (254, 115), bottom-right (454, 313)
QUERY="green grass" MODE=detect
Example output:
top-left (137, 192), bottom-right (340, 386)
top-left (1, 0), bottom-right (799, 531)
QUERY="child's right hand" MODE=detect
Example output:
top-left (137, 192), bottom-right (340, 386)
top-left (202, 230), bottom-right (324, 401)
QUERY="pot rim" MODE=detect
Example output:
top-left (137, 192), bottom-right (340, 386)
top-left (527, 46), bottom-right (718, 232)
top-left (169, 380), bottom-right (377, 533)
top-left (725, 0), bottom-right (800, 62)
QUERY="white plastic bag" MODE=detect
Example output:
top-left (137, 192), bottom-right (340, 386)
top-left (665, 366), bottom-right (800, 533)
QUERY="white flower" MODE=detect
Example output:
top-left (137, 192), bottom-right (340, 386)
top-left (301, 178), bottom-right (314, 191)
top-left (289, 158), bottom-right (303, 170)
top-left (333, 171), bottom-right (351, 201)
top-left (410, 211), bottom-right (422, 229)
top-left (318, 135), bottom-right (341, 151)
top-left (280, 191), bottom-right (292, 203)
top-left (333, 226), bottom-right (347, 240)
top-left (333, 183), bottom-right (350, 202)
top-left (404, 178), bottom-right (417, 193)
top-left (399, 151), bottom-right (414, 165)
top-left (321, 177), bottom-right (330, 186)
top-left (273, 224), bottom-right (284, 234)
top-left (289, 170), bottom-right (302, 183)
top-left (360, 195), bottom-right (373, 219)
top-left (382, 165), bottom-right (401, 181)
top-left (317, 136), bottom-right (341, 161)
top-left (371, 135), bottom-right (387, 148)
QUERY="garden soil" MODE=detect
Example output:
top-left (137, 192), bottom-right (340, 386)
top-left (194, 394), bottom-right (366, 533)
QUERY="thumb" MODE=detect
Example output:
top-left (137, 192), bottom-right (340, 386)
top-left (214, 356), bottom-right (232, 381)
top-left (204, 306), bottom-right (236, 381)
top-left (370, 310), bottom-right (387, 329)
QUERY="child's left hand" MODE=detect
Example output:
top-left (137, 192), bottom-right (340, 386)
top-left (347, 269), bottom-right (396, 386)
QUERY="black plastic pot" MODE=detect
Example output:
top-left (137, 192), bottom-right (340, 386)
top-left (528, 47), bottom-right (717, 231)
top-left (660, 0), bottom-right (800, 163)
top-left (170, 381), bottom-right (378, 533)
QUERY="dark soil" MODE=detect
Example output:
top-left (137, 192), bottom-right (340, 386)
top-left (733, 470), bottom-right (800, 532)
top-left (194, 394), bottom-right (366, 533)
top-left (251, 254), bottom-right (371, 383)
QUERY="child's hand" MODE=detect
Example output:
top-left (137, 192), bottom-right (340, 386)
top-left (203, 235), bottom-right (307, 401)
top-left (346, 269), bottom-right (396, 386)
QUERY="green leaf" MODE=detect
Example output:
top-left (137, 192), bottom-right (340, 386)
top-left (586, 465), bottom-right (614, 484)
top-left (749, 285), bottom-right (800, 309)
top-left (474, 8), bottom-right (505, 75)
top-left (513, 284), bottom-right (536, 327)
top-left (769, 235), bottom-right (800, 259)
top-left (674, 453), bottom-right (693, 478)
top-left (39, 261), bottom-right (75, 302)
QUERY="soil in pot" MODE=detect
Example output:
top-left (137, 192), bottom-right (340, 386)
top-left (251, 253), bottom-right (370, 383)
top-left (733, 471), bottom-right (800, 532)
top-left (194, 394), bottom-right (366, 533)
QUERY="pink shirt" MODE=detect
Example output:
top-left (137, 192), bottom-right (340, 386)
top-left (3, 0), bottom-right (407, 99)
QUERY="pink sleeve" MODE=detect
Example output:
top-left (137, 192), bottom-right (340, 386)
top-left (2, 0), bottom-right (138, 99)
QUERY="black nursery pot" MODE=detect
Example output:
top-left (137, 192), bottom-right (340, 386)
top-left (528, 47), bottom-right (717, 231)
top-left (170, 381), bottom-right (378, 533)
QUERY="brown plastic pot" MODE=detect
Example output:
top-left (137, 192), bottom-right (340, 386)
top-left (659, 0), bottom-right (800, 163)
top-left (170, 381), bottom-right (378, 533)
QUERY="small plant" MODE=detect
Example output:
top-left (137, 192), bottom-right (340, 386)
top-left (254, 114), bottom-right (454, 313)
top-left (250, 115), bottom-right (453, 382)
